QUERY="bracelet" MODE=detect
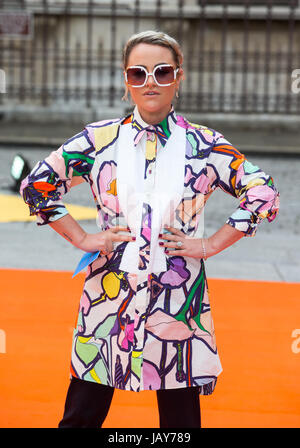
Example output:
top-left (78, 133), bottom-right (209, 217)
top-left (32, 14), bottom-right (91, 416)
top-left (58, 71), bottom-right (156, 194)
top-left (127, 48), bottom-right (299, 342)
top-left (201, 238), bottom-right (207, 260)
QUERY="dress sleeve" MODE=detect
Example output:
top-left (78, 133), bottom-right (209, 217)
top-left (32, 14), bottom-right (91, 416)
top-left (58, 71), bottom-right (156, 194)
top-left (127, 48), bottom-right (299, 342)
top-left (207, 133), bottom-right (280, 237)
top-left (20, 126), bottom-right (95, 225)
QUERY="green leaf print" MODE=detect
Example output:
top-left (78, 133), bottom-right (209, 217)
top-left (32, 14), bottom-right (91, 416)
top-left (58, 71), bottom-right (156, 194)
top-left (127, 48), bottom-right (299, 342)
top-left (75, 336), bottom-right (98, 366)
top-left (94, 314), bottom-right (117, 339)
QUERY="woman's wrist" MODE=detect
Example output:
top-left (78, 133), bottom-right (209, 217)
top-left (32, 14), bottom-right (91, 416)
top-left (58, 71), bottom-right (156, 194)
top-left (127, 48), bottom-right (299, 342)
top-left (200, 237), bottom-right (216, 259)
top-left (49, 214), bottom-right (88, 249)
top-left (76, 231), bottom-right (89, 251)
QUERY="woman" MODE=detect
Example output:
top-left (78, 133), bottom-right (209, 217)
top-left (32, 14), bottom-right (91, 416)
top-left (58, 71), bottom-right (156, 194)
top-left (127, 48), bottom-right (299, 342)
top-left (20, 30), bottom-right (279, 428)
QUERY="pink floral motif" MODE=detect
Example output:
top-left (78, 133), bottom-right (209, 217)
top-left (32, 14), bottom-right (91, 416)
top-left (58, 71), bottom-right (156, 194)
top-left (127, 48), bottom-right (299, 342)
top-left (268, 195), bottom-right (280, 222)
top-left (184, 166), bottom-right (193, 185)
top-left (79, 291), bottom-right (91, 315)
top-left (143, 360), bottom-right (161, 390)
top-left (127, 273), bottom-right (137, 291)
top-left (98, 161), bottom-right (120, 214)
top-left (177, 115), bottom-right (215, 144)
top-left (240, 185), bottom-right (280, 222)
top-left (246, 185), bottom-right (278, 207)
top-left (236, 163), bottom-right (245, 186)
top-left (193, 172), bottom-right (210, 194)
top-left (45, 147), bottom-right (67, 181)
top-left (206, 165), bottom-right (217, 185)
top-left (199, 129), bottom-right (214, 143)
top-left (184, 167), bottom-right (210, 195)
top-left (119, 322), bottom-right (134, 350)
top-left (176, 115), bottom-right (189, 129)
top-left (20, 177), bottom-right (29, 194)
top-left (145, 309), bottom-right (195, 341)
top-left (141, 212), bottom-right (151, 243)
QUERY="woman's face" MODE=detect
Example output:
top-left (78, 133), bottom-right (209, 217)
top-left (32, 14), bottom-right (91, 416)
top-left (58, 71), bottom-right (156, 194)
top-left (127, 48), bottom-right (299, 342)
top-left (124, 43), bottom-right (183, 124)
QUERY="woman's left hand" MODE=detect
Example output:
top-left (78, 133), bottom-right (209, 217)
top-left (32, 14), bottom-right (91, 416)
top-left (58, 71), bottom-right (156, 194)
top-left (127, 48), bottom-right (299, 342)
top-left (159, 226), bottom-right (213, 259)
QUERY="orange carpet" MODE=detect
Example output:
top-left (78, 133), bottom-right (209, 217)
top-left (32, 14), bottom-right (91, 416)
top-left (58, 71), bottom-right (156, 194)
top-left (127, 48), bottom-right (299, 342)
top-left (0, 268), bottom-right (299, 428)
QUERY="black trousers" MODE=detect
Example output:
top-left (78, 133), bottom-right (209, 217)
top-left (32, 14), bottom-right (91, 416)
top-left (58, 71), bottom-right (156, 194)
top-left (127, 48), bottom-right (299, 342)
top-left (58, 376), bottom-right (201, 428)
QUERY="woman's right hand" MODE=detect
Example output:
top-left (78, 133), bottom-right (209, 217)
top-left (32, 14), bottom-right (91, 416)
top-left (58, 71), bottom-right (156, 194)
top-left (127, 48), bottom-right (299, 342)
top-left (49, 214), bottom-right (135, 255)
top-left (77, 226), bottom-right (136, 254)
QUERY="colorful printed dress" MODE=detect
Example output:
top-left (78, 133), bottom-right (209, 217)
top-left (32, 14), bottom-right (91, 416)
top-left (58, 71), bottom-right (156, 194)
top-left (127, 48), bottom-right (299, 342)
top-left (20, 106), bottom-right (279, 394)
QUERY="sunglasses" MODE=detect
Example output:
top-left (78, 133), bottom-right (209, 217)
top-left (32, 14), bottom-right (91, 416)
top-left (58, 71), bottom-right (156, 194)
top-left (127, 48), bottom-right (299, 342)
top-left (125, 64), bottom-right (179, 87)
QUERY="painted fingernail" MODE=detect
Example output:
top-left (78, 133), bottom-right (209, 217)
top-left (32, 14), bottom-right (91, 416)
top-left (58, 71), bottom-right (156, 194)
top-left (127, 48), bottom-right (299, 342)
top-left (159, 233), bottom-right (162, 238)
top-left (159, 242), bottom-right (164, 246)
top-left (132, 237), bottom-right (136, 241)
top-left (165, 250), bottom-right (169, 254)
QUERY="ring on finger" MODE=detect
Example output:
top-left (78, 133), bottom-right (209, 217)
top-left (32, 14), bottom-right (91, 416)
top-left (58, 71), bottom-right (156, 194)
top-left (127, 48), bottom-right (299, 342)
top-left (176, 240), bottom-right (183, 248)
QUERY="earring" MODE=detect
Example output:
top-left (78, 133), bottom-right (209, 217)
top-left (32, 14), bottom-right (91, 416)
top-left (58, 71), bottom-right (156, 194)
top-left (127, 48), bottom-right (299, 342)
top-left (122, 86), bottom-right (129, 101)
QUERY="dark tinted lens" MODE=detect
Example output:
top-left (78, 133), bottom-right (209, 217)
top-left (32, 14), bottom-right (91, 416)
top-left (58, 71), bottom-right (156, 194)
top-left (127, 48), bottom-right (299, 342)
top-left (155, 66), bottom-right (174, 84)
top-left (126, 67), bottom-right (146, 86)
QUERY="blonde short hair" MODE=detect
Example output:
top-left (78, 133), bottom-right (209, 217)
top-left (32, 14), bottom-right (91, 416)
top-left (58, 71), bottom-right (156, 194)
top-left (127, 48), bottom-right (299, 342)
top-left (122, 30), bottom-right (183, 69)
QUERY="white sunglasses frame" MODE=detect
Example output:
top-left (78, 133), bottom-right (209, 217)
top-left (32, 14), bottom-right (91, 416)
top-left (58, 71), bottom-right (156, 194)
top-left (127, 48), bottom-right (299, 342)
top-left (124, 64), bottom-right (179, 88)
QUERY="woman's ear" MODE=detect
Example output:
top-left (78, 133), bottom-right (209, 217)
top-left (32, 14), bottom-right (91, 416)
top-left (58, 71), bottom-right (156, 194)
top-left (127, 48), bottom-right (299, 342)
top-left (122, 69), bottom-right (129, 101)
top-left (175, 68), bottom-right (185, 91)
top-left (175, 68), bottom-right (184, 99)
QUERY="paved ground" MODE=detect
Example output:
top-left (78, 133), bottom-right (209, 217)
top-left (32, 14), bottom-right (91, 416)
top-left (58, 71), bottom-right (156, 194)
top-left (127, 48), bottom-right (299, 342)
top-left (0, 139), bottom-right (299, 283)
